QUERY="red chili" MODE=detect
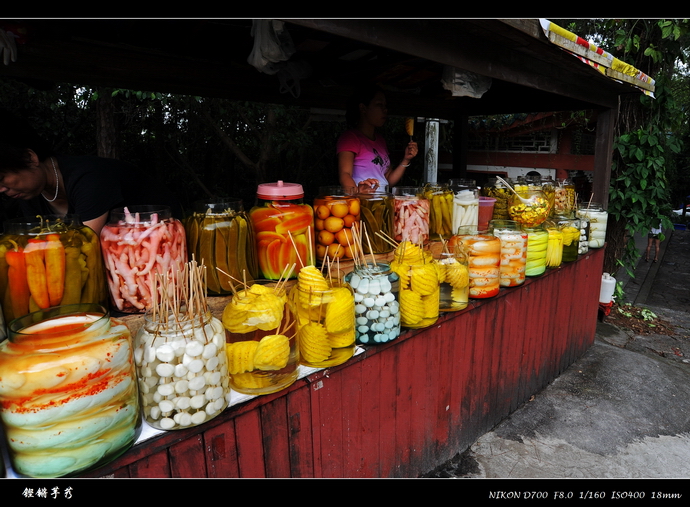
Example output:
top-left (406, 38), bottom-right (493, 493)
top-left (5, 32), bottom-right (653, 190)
top-left (5, 242), bottom-right (30, 318)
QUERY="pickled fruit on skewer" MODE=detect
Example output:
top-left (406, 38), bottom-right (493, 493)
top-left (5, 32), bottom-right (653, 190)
top-left (405, 117), bottom-right (414, 137)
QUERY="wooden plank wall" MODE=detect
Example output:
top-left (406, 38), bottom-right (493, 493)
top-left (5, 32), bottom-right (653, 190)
top-left (85, 248), bottom-right (604, 478)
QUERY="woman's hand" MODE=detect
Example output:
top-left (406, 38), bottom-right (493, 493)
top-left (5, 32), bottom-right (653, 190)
top-left (357, 178), bottom-right (380, 193)
top-left (404, 141), bottom-right (418, 162)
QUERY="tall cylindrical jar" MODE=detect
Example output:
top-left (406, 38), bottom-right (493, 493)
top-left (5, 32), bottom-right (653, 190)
top-left (489, 219), bottom-right (528, 287)
top-left (222, 282), bottom-right (298, 395)
top-left (553, 178), bottom-right (577, 218)
top-left (0, 304), bottom-right (140, 478)
top-left (480, 177), bottom-right (512, 221)
top-left (313, 186), bottom-right (360, 262)
top-left (524, 226), bottom-right (549, 277)
top-left (135, 310), bottom-right (229, 429)
top-left (100, 205), bottom-right (187, 313)
top-left (392, 186), bottom-right (429, 244)
top-left (344, 263), bottom-right (401, 345)
top-left (554, 216), bottom-right (581, 262)
top-left (249, 181), bottom-right (314, 280)
top-left (423, 182), bottom-right (454, 239)
top-left (0, 215), bottom-right (108, 326)
top-left (436, 237), bottom-right (470, 311)
top-left (455, 227), bottom-right (501, 298)
top-left (544, 221), bottom-right (564, 268)
top-left (578, 202), bottom-right (608, 248)
top-left (451, 185), bottom-right (479, 233)
top-left (184, 199), bottom-right (258, 296)
top-left (357, 189), bottom-right (395, 254)
top-left (390, 241), bottom-right (439, 328)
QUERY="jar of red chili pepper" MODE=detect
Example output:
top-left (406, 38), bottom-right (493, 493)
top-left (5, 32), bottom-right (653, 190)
top-left (0, 215), bottom-right (108, 327)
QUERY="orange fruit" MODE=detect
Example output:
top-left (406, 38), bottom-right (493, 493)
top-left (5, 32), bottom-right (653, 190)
top-left (316, 205), bottom-right (331, 220)
top-left (330, 202), bottom-right (350, 218)
top-left (318, 229), bottom-right (335, 246)
top-left (348, 199), bottom-right (360, 216)
top-left (314, 218), bottom-right (324, 231)
top-left (315, 243), bottom-right (328, 259)
top-left (335, 228), bottom-right (354, 247)
top-left (324, 216), bottom-right (344, 234)
top-left (327, 243), bottom-right (345, 259)
top-left (342, 214), bottom-right (357, 228)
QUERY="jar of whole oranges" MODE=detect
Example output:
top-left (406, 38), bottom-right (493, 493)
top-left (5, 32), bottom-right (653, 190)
top-left (313, 186), bottom-right (360, 263)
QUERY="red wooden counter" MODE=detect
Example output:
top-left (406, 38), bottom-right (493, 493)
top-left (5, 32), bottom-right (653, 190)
top-left (81, 247), bottom-right (604, 478)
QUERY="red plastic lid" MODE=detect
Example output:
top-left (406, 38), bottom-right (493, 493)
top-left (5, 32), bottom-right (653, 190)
top-left (257, 180), bottom-right (304, 200)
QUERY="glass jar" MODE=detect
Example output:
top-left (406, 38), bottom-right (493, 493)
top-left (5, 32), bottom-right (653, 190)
top-left (540, 176), bottom-right (556, 216)
top-left (100, 205), bottom-right (187, 313)
top-left (222, 282), bottom-right (298, 395)
top-left (480, 177), bottom-right (512, 221)
top-left (344, 263), bottom-right (401, 345)
top-left (489, 220), bottom-right (527, 287)
top-left (423, 182), bottom-right (454, 240)
top-left (508, 189), bottom-right (551, 229)
top-left (357, 189), bottom-right (395, 254)
top-left (576, 211), bottom-right (590, 254)
top-left (0, 304), bottom-right (140, 478)
top-left (451, 185), bottom-right (479, 234)
top-left (313, 186), bottom-right (360, 262)
top-left (392, 186), bottom-right (429, 244)
top-left (289, 272), bottom-right (356, 368)
top-left (0, 215), bottom-right (108, 325)
top-left (554, 216), bottom-right (581, 262)
top-left (578, 202), bottom-right (608, 248)
top-left (135, 309), bottom-right (228, 428)
top-left (249, 181), bottom-right (314, 280)
top-left (553, 178), bottom-right (577, 218)
top-left (455, 227), bottom-right (501, 298)
top-left (184, 200), bottom-right (258, 296)
top-left (390, 241), bottom-right (439, 328)
top-left (436, 237), bottom-right (470, 311)
top-left (544, 221), bottom-right (564, 268)
top-left (524, 226), bottom-right (549, 277)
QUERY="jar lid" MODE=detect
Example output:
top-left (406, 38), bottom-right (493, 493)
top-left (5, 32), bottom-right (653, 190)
top-left (257, 180), bottom-right (304, 200)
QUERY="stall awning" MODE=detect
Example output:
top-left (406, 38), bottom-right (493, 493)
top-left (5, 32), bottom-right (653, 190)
top-left (539, 19), bottom-right (656, 98)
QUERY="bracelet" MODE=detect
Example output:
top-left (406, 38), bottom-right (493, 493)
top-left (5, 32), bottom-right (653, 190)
top-left (400, 163), bottom-right (410, 167)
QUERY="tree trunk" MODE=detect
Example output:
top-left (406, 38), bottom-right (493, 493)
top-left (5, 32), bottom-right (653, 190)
top-left (96, 88), bottom-right (120, 159)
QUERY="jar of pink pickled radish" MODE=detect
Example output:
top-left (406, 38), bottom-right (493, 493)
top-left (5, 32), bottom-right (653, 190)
top-left (392, 186), bottom-right (429, 244)
top-left (100, 205), bottom-right (187, 313)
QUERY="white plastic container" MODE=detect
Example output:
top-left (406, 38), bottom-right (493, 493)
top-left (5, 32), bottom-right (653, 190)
top-left (599, 272), bottom-right (616, 304)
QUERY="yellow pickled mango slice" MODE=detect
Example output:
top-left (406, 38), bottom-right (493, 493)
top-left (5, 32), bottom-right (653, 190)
top-left (395, 241), bottom-right (425, 264)
top-left (390, 260), bottom-right (410, 289)
top-left (445, 262), bottom-right (469, 288)
top-left (254, 334), bottom-right (290, 371)
top-left (226, 341), bottom-right (259, 375)
top-left (324, 287), bottom-right (354, 334)
top-left (298, 322), bottom-right (332, 363)
top-left (297, 265), bottom-right (329, 292)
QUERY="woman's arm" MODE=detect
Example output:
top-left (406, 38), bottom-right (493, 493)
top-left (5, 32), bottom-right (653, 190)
top-left (384, 141), bottom-right (418, 186)
top-left (84, 211), bottom-right (109, 236)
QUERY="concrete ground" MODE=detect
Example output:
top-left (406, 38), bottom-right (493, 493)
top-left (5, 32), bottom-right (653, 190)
top-left (423, 229), bottom-right (690, 481)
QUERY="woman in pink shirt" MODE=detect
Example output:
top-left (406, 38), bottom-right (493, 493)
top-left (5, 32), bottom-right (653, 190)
top-left (337, 85), bottom-right (418, 193)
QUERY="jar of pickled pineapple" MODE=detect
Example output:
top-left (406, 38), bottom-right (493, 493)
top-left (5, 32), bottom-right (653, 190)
top-left (423, 182), bottom-right (454, 239)
top-left (524, 226), bottom-right (549, 277)
top-left (435, 237), bottom-right (470, 311)
top-left (0, 304), bottom-right (140, 478)
top-left (480, 177), bottom-right (512, 221)
top-left (222, 281), bottom-right (298, 395)
top-left (488, 219), bottom-right (527, 287)
top-left (314, 186), bottom-right (360, 262)
top-left (0, 215), bottom-right (108, 326)
top-left (392, 186), bottom-right (429, 244)
top-left (185, 199), bottom-right (258, 295)
top-left (578, 202), bottom-right (608, 248)
top-left (344, 263), bottom-right (401, 345)
top-left (455, 227), bottom-right (501, 298)
top-left (357, 189), bottom-right (394, 254)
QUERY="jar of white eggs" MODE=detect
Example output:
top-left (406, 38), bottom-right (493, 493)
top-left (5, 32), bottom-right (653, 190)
top-left (134, 310), bottom-right (229, 430)
top-left (344, 263), bottom-right (401, 346)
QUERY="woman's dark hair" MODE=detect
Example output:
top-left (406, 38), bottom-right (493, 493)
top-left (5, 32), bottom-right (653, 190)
top-left (0, 108), bottom-right (54, 172)
top-left (345, 83), bottom-right (385, 128)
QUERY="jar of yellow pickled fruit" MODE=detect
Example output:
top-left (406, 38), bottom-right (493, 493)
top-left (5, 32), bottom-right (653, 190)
top-left (185, 199), bottom-right (258, 296)
top-left (423, 182), bottom-right (454, 240)
top-left (524, 226), bottom-right (548, 277)
top-left (488, 220), bottom-right (527, 287)
top-left (544, 221), bottom-right (564, 268)
top-left (508, 189), bottom-right (550, 229)
top-left (435, 236), bottom-right (470, 311)
top-left (314, 186), bottom-right (360, 262)
top-left (222, 281), bottom-right (298, 395)
top-left (0, 304), bottom-right (140, 478)
top-left (357, 189), bottom-right (394, 254)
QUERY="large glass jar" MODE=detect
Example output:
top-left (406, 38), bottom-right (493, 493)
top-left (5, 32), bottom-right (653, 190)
top-left (455, 228), bottom-right (501, 298)
top-left (184, 199), bottom-right (258, 296)
top-left (436, 237), bottom-right (470, 311)
top-left (554, 216), bottom-right (581, 262)
top-left (480, 177), bottom-right (512, 221)
top-left (524, 226), bottom-right (549, 277)
top-left (451, 185), bottom-right (479, 233)
top-left (553, 178), bottom-right (577, 218)
top-left (423, 182), bottom-right (454, 240)
top-left (313, 186), bottom-right (360, 262)
top-left (544, 222), bottom-right (564, 268)
top-left (0, 215), bottom-right (108, 326)
top-left (222, 282), bottom-right (298, 395)
top-left (489, 219), bottom-right (527, 287)
top-left (508, 189), bottom-right (551, 229)
top-left (100, 205), bottom-right (187, 313)
top-left (578, 202), bottom-right (608, 248)
top-left (0, 304), bottom-right (140, 478)
top-left (344, 263), bottom-right (401, 345)
top-left (289, 266), bottom-right (356, 368)
top-left (135, 309), bottom-right (229, 428)
top-left (249, 181), bottom-right (314, 280)
top-left (390, 241), bottom-right (439, 328)
top-left (357, 189), bottom-right (394, 254)
top-left (392, 186), bottom-right (430, 244)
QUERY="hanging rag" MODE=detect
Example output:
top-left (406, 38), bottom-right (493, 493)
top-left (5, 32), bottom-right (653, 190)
top-left (247, 20), bottom-right (295, 75)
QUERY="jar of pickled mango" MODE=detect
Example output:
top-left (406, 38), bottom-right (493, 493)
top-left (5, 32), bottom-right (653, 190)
top-left (544, 221), bottom-right (564, 268)
top-left (578, 202), bottom-right (608, 248)
top-left (435, 237), bottom-right (470, 311)
top-left (392, 186), bottom-right (429, 244)
top-left (357, 189), bottom-right (394, 254)
top-left (554, 216), bottom-right (581, 262)
top-left (344, 263), bottom-right (401, 345)
top-left (508, 189), bottom-right (550, 229)
top-left (451, 185), bottom-right (479, 233)
top-left (288, 269), bottom-right (356, 368)
top-left (314, 186), bottom-right (360, 262)
top-left (250, 181), bottom-right (314, 280)
top-left (0, 215), bottom-right (108, 326)
top-left (423, 182), bottom-right (454, 240)
top-left (480, 177), bottom-right (512, 221)
top-left (553, 178), bottom-right (577, 218)
top-left (488, 220), bottom-right (527, 287)
top-left (185, 200), bottom-right (258, 296)
top-left (524, 226), bottom-right (549, 277)
top-left (0, 304), bottom-right (140, 478)
top-left (455, 227), bottom-right (501, 299)
top-left (101, 205), bottom-right (187, 313)
top-left (222, 281), bottom-right (298, 395)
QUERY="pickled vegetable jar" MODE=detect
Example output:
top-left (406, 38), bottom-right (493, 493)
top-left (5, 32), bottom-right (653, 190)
top-left (553, 178), bottom-right (576, 217)
top-left (480, 178), bottom-right (512, 221)
top-left (222, 282), bottom-right (298, 395)
top-left (249, 181), bottom-right (314, 280)
top-left (0, 215), bottom-right (108, 326)
top-left (455, 227), bottom-right (501, 298)
top-left (451, 186), bottom-right (479, 233)
top-left (524, 226), bottom-right (548, 277)
top-left (508, 189), bottom-right (550, 228)
top-left (135, 309), bottom-right (229, 427)
top-left (357, 190), bottom-right (394, 254)
top-left (555, 216), bottom-right (581, 262)
top-left (344, 263), bottom-right (401, 345)
top-left (578, 202), bottom-right (608, 248)
top-left (289, 266), bottom-right (355, 368)
top-left (423, 183), bottom-right (454, 239)
top-left (489, 220), bottom-right (527, 287)
top-left (313, 186), bottom-right (360, 262)
top-left (392, 186), bottom-right (429, 244)
top-left (544, 222), bottom-right (564, 268)
top-left (184, 200), bottom-right (258, 296)
top-left (0, 304), bottom-right (140, 478)
top-left (436, 237), bottom-right (469, 311)
top-left (100, 205), bottom-right (187, 313)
